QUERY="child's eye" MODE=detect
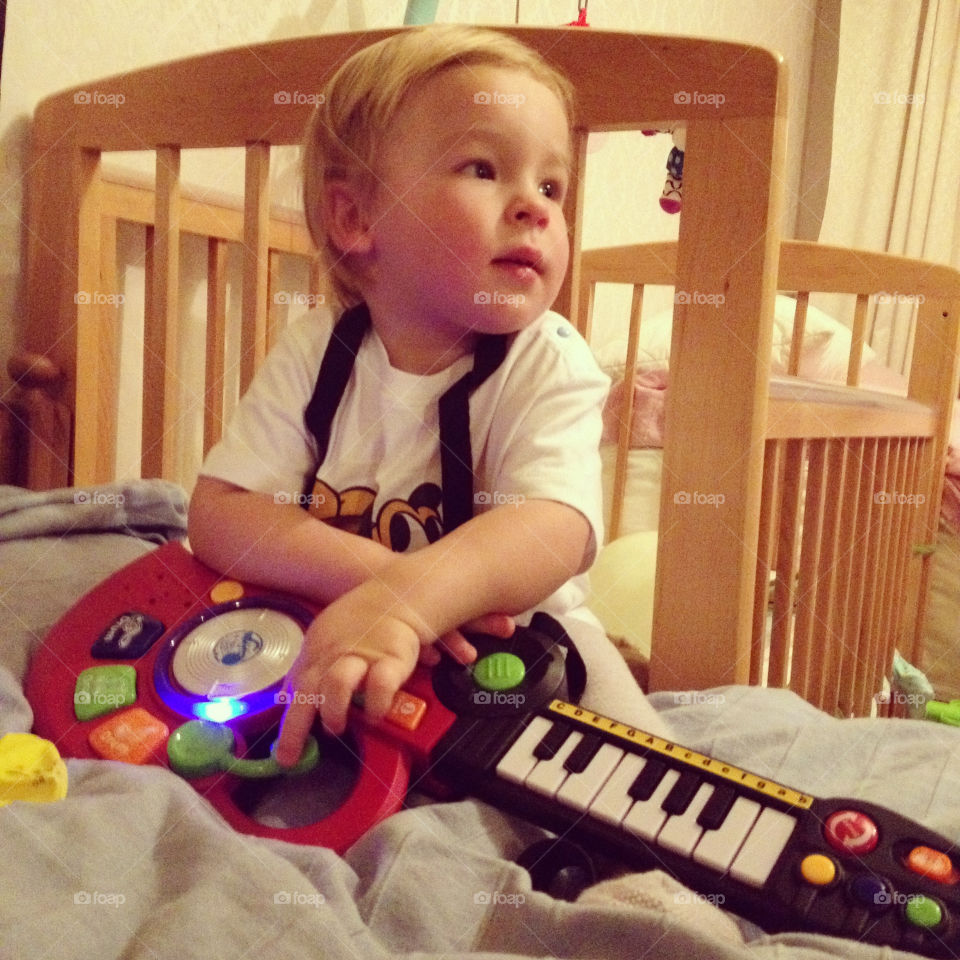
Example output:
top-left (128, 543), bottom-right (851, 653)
top-left (463, 160), bottom-right (495, 180)
top-left (540, 179), bottom-right (565, 201)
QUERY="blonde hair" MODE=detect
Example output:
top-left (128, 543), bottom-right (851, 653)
top-left (302, 25), bottom-right (575, 307)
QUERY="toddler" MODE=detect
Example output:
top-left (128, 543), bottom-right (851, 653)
top-left (188, 24), bottom-right (665, 767)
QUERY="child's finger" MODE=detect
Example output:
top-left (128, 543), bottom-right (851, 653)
top-left (275, 692), bottom-right (320, 767)
top-left (435, 631), bottom-right (477, 665)
top-left (461, 613), bottom-right (515, 638)
top-left (316, 654), bottom-right (369, 736)
top-left (363, 655), bottom-right (414, 724)
top-left (418, 646), bottom-right (441, 666)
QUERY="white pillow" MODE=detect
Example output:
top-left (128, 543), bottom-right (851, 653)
top-left (593, 294), bottom-right (875, 382)
top-left (587, 530), bottom-right (658, 657)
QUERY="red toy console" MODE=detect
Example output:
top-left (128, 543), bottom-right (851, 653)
top-left (25, 542), bottom-right (960, 958)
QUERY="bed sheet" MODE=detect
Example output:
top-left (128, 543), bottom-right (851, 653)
top-left (2, 484), bottom-right (959, 960)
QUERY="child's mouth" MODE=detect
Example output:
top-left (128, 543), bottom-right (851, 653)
top-left (492, 249), bottom-right (543, 281)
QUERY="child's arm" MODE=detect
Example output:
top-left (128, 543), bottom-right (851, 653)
top-left (188, 474), bottom-right (394, 605)
top-left (275, 497), bottom-right (589, 764)
top-left (188, 474), bottom-right (508, 666)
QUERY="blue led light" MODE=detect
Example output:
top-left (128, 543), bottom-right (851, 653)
top-left (193, 698), bottom-right (247, 723)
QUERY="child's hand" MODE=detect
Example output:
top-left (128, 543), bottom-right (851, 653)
top-left (274, 592), bottom-right (513, 766)
top-left (422, 611), bottom-right (515, 668)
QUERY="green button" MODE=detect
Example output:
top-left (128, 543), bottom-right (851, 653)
top-left (74, 665), bottom-right (137, 721)
top-left (167, 720), bottom-right (236, 779)
top-left (473, 652), bottom-right (526, 692)
top-left (905, 895), bottom-right (942, 929)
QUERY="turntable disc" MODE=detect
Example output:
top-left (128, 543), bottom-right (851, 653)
top-left (171, 607), bottom-right (304, 699)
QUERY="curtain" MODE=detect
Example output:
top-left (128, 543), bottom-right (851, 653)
top-left (817, 0), bottom-right (960, 369)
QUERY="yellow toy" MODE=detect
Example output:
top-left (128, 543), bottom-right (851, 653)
top-left (0, 732), bottom-right (69, 806)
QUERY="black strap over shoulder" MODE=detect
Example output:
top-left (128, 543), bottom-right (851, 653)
top-left (303, 302), bottom-right (371, 469)
top-left (302, 303), bottom-right (508, 537)
top-left (437, 333), bottom-right (508, 533)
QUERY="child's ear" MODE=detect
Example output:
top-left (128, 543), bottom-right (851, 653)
top-left (322, 179), bottom-right (374, 256)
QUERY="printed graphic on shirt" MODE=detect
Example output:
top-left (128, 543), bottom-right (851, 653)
top-left (306, 478), bottom-right (444, 553)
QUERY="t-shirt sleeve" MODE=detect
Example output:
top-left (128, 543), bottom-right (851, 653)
top-left (199, 315), bottom-right (326, 499)
top-left (480, 316), bottom-right (610, 569)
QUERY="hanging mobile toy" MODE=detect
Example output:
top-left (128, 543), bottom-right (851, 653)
top-left (567, 0), bottom-right (589, 26)
top-left (641, 127), bottom-right (685, 214)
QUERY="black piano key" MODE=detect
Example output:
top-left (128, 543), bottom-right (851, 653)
top-left (533, 720), bottom-right (571, 760)
top-left (628, 757), bottom-right (666, 801)
top-left (563, 733), bottom-right (603, 774)
top-left (661, 769), bottom-right (701, 816)
top-left (696, 783), bottom-right (737, 831)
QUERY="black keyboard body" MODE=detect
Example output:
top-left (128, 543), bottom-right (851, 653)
top-left (430, 699), bottom-right (960, 958)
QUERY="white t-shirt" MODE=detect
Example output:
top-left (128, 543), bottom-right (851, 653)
top-left (201, 307), bottom-right (609, 625)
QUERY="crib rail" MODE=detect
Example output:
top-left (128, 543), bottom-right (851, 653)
top-left (13, 164), bottom-right (320, 486)
top-left (580, 240), bottom-right (960, 714)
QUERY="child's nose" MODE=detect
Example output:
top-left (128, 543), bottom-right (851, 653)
top-left (507, 188), bottom-right (551, 228)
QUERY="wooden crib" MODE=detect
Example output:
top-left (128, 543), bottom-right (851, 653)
top-left (6, 27), bottom-right (960, 715)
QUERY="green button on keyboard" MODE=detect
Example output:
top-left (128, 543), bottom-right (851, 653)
top-left (472, 652), bottom-right (525, 692)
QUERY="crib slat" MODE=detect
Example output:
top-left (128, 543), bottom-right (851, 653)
top-left (889, 439), bottom-right (924, 672)
top-left (857, 438), bottom-right (889, 709)
top-left (94, 214), bottom-right (121, 481)
top-left (787, 291), bottom-right (809, 377)
top-left (870, 438), bottom-right (903, 703)
top-left (73, 149), bottom-right (106, 485)
top-left (835, 438), bottom-right (869, 715)
top-left (609, 284), bottom-right (644, 541)
top-left (241, 141), bottom-right (270, 394)
top-left (849, 438), bottom-right (880, 715)
top-left (142, 146), bottom-right (181, 479)
top-left (769, 439), bottom-right (806, 687)
top-left (204, 237), bottom-right (229, 456)
top-left (752, 439), bottom-right (783, 685)
top-left (267, 249), bottom-right (284, 353)
top-left (563, 128), bottom-right (589, 332)
top-left (792, 440), bottom-right (828, 701)
top-left (846, 293), bottom-right (868, 386)
top-left (813, 439), bottom-right (846, 714)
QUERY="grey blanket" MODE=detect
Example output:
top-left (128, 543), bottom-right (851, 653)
top-left (1, 483), bottom-right (957, 959)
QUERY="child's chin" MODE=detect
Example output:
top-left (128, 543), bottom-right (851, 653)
top-left (469, 300), bottom-right (544, 335)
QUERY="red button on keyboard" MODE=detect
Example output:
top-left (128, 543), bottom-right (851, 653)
top-left (824, 810), bottom-right (879, 856)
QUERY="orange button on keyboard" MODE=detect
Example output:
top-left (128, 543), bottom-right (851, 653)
top-left (385, 690), bottom-right (427, 731)
top-left (906, 845), bottom-right (959, 885)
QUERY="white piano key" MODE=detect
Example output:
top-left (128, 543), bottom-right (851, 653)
top-left (729, 806), bottom-right (797, 886)
top-left (556, 742), bottom-right (624, 811)
top-left (496, 715), bottom-right (554, 784)
top-left (526, 730), bottom-right (584, 797)
top-left (693, 796), bottom-right (762, 873)
top-left (589, 753), bottom-right (647, 826)
top-left (657, 782), bottom-right (715, 856)
top-left (622, 768), bottom-right (680, 841)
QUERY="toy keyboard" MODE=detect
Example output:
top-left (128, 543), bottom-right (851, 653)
top-left (25, 542), bottom-right (960, 957)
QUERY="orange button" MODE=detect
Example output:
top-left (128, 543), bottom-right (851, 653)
top-left (385, 690), bottom-right (427, 731)
top-left (89, 707), bottom-right (169, 764)
top-left (210, 580), bottom-right (244, 604)
top-left (906, 846), bottom-right (959, 885)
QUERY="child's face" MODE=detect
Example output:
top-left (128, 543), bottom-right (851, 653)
top-left (360, 64), bottom-right (572, 365)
